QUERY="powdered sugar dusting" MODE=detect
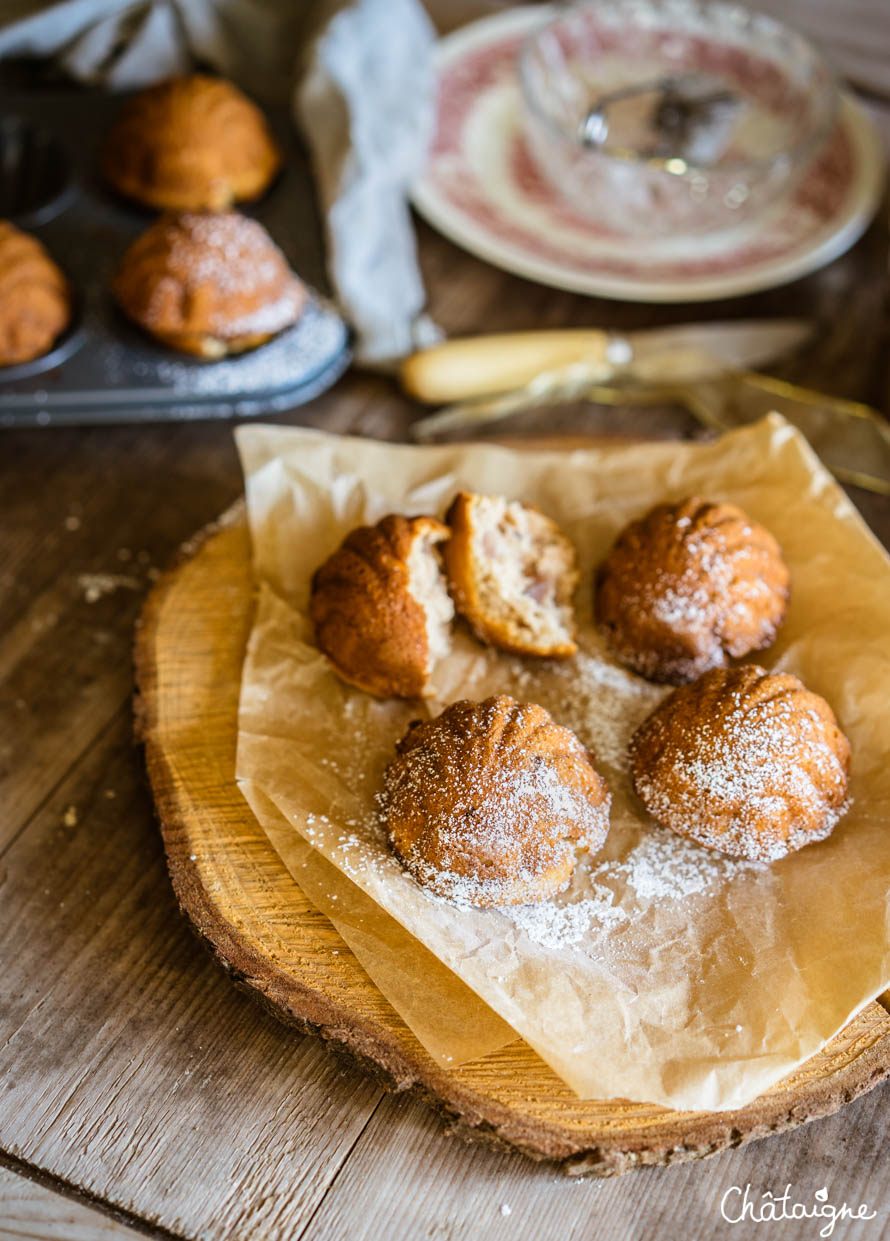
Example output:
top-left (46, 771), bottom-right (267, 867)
top-left (540, 649), bottom-right (669, 769)
top-left (631, 667), bottom-right (851, 863)
top-left (502, 826), bottom-right (763, 952)
top-left (144, 298), bottom-right (346, 396)
top-left (506, 883), bottom-right (627, 948)
top-left (606, 825), bottom-right (764, 901)
top-left (222, 288), bottom-right (306, 337)
top-left (151, 212), bottom-right (291, 303)
top-left (379, 698), bottom-right (611, 907)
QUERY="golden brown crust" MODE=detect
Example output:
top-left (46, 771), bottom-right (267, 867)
top-left (595, 497), bottom-right (790, 685)
top-left (629, 664), bottom-right (851, 862)
top-left (112, 211), bottom-right (306, 357)
top-left (101, 74), bottom-right (281, 211)
top-left (0, 220), bottom-right (71, 367)
top-left (382, 694), bottom-right (610, 908)
top-left (310, 514), bottom-right (450, 699)
top-left (381, 695), bottom-right (611, 907)
top-left (444, 492), bottom-right (579, 659)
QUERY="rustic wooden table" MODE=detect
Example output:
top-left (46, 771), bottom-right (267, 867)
top-left (2, 3), bottom-right (890, 1238)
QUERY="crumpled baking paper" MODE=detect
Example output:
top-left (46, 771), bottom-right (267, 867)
top-left (239, 777), bottom-right (516, 1066)
top-left (234, 416), bottom-right (890, 1110)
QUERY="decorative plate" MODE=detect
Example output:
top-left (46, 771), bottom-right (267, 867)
top-left (412, 6), bottom-right (885, 302)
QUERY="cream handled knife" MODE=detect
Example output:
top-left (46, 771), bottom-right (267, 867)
top-left (401, 319), bottom-right (812, 406)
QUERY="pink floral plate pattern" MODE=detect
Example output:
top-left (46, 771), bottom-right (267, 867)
top-left (412, 6), bottom-right (885, 302)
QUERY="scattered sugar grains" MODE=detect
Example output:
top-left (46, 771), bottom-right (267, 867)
top-left (78, 572), bottom-right (140, 603)
top-left (611, 825), bottom-right (763, 902)
top-left (295, 645), bottom-right (765, 954)
top-left (544, 652), bottom-right (667, 769)
top-left (506, 885), bottom-right (627, 949)
top-left (503, 831), bottom-right (761, 951)
top-left (146, 300), bottom-right (344, 398)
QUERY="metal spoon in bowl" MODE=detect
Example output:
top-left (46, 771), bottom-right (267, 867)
top-left (578, 73), bottom-right (744, 166)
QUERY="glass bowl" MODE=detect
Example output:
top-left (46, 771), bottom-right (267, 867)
top-left (518, 0), bottom-right (839, 236)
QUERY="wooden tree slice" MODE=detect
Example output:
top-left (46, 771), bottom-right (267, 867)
top-left (134, 504), bottom-right (890, 1176)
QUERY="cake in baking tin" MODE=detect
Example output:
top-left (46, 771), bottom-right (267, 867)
top-left (112, 211), bottom-right (306, 358)
top-left (102, 74), bottom-right (281, 212)
top-left (0, 220), bottom-right (71, 367)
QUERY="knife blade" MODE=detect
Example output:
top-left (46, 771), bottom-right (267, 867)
top-left (619, 319), bottom-right (812, 383)
top-left (401, 319), bottom-right (812, 406)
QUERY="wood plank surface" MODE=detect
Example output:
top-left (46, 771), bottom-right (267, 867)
top-left (300, 1079), bottom-right (890, 1241)
top-left (1, 0), bottom-right (889, 1232)
top-left (0, 1167), bottom-right (148, 1241)
top-left (0, 713), bottom-right (383, 1239)
top-left (0, 424), bottom-right (241, 851)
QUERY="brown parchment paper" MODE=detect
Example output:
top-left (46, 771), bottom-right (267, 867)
top-left (239, 778), bottom-right (517, 1066)
top-left (234, 416), bottom-right (890, 1111)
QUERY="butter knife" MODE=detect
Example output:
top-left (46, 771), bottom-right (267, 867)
top-left (407, 317), bottom-right (809, 409)
top-left (405, 319), bottom-right (811, 438)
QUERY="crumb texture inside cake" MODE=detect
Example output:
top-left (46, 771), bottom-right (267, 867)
top-left (467, 496), bottom-right (577, 650)
top-left (405, 526), bottom-right (454, 670)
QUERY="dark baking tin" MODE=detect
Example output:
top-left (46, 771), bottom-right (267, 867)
top-left (0, 88), bottom-right (350, 427)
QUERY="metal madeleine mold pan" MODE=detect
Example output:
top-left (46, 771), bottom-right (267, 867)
top-left (0, 89), bottom-right (350, 428)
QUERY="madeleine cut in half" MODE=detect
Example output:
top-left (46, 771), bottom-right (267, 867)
top-left (444, 492), bottom-right (579, 658)
top-left (310, 514), bottom-right (454, 699)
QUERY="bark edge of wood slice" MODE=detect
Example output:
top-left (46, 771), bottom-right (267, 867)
top-left (133, 503), bottom-right (890, 1177)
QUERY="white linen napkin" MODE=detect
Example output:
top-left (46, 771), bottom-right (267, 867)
top-left (0, 0), bottom-right (439, 365)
